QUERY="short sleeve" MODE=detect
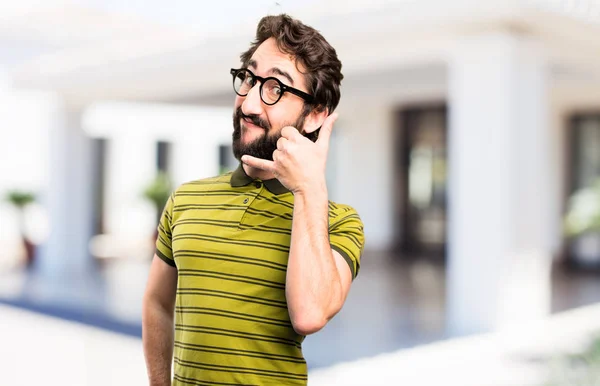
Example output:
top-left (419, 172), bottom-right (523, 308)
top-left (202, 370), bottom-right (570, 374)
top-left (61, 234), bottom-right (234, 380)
top-left (328, 204), bottom-right (365, 280)
top-left (155, 192), bottom-right (176, 267)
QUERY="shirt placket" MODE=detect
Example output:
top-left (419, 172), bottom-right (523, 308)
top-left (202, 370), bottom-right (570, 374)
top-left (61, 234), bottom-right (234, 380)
top-left (238, 180), bottom-right (263, 230)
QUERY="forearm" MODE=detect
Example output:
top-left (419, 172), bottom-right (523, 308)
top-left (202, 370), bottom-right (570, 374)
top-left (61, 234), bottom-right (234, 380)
top-left (286, 185), bottom-right (343, 335)
top-left (142, 299), bottom-right (175, 386)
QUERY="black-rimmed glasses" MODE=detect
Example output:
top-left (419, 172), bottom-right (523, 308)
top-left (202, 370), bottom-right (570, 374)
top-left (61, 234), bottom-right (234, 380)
top-left (230, 68), bottom-right (314, 106)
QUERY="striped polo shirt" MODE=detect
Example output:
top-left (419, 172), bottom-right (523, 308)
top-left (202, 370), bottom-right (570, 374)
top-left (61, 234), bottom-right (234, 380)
top-left (155, 165), bottom-right (364, 386)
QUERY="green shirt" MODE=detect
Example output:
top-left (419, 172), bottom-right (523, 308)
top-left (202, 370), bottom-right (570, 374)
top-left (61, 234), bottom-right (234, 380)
top-left (156, 165), bottom-right (365, 385)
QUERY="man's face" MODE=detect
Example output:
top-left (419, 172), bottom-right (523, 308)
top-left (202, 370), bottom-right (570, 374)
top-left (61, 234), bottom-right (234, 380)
top-left (232, 38), bottom-right (310, 161)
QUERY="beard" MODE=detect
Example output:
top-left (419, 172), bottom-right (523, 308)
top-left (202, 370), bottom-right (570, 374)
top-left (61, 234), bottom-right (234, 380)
top-left (232, 106), bottom-right (308, 161)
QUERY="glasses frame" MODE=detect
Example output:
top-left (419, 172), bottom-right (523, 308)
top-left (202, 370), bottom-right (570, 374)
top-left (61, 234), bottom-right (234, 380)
top-left (230, 68), bottom-right (314, 105)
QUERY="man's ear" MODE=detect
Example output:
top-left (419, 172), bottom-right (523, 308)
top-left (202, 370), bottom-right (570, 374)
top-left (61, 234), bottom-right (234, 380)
top-left (302, 107), bottom-right (329, 135)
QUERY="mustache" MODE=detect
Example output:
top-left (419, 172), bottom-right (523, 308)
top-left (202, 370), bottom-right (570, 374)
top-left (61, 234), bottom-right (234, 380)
top-left (235, 107), bottom-right (270, 131)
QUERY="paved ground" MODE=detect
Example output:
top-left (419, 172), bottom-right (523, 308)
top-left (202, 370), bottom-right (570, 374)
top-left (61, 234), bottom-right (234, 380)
top-left (3, 301), bottom-right (600, 386)
top-left (0, 304), bottom-right (146, 386)
top-left (309, 303), bottom-right (600, 386)
top-left (1, 251), bottom-right (600, 371)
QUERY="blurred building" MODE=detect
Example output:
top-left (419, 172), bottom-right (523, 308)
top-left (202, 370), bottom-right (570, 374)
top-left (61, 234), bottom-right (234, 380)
top-left (1, 0), bottom-right (600, 337)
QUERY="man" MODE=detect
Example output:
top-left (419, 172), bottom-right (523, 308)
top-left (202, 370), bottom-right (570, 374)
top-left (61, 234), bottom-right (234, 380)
top-left (143, 14), bottom-right (364, 386)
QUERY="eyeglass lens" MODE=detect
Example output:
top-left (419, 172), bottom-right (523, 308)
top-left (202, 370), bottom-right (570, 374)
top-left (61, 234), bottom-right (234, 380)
top-left (233, 70), bottom-right (283, 105)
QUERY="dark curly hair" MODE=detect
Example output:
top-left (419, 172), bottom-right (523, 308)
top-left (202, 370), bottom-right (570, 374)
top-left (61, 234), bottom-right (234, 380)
top-left (240, 14), bottom-right (343, 116)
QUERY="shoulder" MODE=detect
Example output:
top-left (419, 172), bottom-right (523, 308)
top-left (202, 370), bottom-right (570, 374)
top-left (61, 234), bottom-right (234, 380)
top-left (327, 201), bottom-right (363, 227)
top-left (328, 201), bottom-right (360, 218)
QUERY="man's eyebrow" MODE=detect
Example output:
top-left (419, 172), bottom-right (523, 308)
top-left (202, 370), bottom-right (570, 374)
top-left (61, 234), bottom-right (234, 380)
top-left (247, 60), bottom-right (295, 85)
top-left (269, 67), bottom-right (294, 85)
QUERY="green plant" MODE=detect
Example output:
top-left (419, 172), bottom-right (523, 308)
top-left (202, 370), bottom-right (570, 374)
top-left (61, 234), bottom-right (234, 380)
top-left (5, 190), bottom-right (35, 233)
top-left (5, 190), bottom-right (37, 267)
top-left (543, 334), bottom-right (600, 386)
top-left (6, 191), bottom-right (35, 209)
top-left (142, 172), bottom-right (173, 212)
top-left (564, 178), bottom-right (600, 237)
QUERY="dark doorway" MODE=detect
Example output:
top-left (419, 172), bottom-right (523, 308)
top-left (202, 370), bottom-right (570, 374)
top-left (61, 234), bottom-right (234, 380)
top-left (91, 138), bottom-right (107, 235)
top-left (156, 141), bottom-right (171, 173)
top-left (566, 114), bottom-right (600, 270)
top-left (394, 106), bottom-right (448, 260)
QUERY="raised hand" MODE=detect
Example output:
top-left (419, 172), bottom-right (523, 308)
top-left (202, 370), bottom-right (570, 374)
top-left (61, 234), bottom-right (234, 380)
top-left (241, 113), bottom-right (338, 195)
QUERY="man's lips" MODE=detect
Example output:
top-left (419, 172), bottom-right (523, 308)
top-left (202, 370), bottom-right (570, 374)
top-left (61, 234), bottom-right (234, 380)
top-left (242, 118), bottom-right (263, 131)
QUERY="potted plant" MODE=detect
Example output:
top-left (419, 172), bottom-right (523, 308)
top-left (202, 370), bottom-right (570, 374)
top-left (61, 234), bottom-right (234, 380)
top-left (564, 178), bottom-right (600, 268)
top-left (142, 172), bottom-right (173, 240)
top-left (5, 190), bottom-right (36, 268)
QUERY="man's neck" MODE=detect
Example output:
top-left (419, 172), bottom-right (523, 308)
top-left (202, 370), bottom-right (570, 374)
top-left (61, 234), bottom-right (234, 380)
top-left (242, 162), bottom-right (276, 181)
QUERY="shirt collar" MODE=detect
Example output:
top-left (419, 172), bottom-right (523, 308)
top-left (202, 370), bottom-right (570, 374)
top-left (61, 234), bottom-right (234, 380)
top-left (230, 164), bottom-right (290, 195)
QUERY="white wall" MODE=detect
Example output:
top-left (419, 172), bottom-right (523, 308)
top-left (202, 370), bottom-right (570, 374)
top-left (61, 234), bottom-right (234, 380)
top-left (334, 103), bottom-right (395, 251)
top-left (83, 102), bottom-right (233, 246)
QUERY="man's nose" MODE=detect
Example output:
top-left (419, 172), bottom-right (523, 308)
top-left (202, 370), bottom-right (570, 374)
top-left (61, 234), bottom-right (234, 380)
top-left (241, 83), bottom-right (264, 117)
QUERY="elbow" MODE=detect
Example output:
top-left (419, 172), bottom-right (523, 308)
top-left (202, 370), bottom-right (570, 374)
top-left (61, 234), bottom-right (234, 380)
top-left (290, 298), bottom-right (345, 335)
top-left (291, 304), bottom-right (342, 335)
top-left (291, 314), bottom-right (327, 336)
top-left (288, 286), bottom-right (345, 335)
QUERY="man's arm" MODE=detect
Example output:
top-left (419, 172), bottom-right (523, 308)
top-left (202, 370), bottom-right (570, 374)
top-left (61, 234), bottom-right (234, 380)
top-left (285, 188), bottom-right (353, 335)
top-left (240, 113), bottom-right (359, 336)
top-left (142, 255), bottom-right (178, 386)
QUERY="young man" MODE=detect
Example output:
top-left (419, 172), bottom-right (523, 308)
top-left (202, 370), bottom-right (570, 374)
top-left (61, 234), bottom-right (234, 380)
top-left (143, 14), bottom-right (365, 386)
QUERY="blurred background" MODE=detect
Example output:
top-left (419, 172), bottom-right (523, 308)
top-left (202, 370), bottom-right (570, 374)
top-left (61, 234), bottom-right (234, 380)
top-left (1, 0), bottom-right (600, 385)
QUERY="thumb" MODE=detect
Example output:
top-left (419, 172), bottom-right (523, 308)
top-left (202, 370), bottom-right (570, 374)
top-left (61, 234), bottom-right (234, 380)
top-left (241, 155), bottom-right (275, 173)
top-left (316, 112), bottom-right (338, 148)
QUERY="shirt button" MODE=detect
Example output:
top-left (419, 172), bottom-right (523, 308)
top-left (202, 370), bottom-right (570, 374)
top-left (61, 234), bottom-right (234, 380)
top-left (255, 182), bottom-right (262, 188)
top-left (243, 198), bottom-right (249, 204)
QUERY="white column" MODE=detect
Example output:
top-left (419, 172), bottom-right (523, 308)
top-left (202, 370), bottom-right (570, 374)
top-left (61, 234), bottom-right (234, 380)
top-left (104, 135), bottom-right (156, 240)
top-left (447, 32), bottom-right (552, 335)
top-left (38, 109), bottom-right (97, 277)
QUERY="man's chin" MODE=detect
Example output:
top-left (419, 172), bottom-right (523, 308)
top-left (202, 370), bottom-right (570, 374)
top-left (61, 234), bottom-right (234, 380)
top-left (240, 133), bottom-right (266, 147)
